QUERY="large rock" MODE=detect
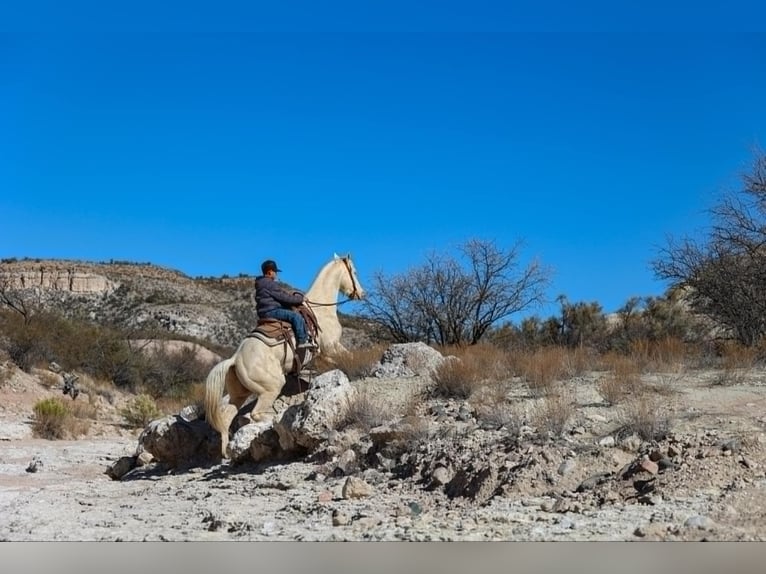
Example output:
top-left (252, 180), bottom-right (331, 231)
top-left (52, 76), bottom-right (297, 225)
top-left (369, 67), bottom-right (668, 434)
top-left (274, 369), bottom-right (356, 453)
top-left (138, 414), bottom-right (221, 468)
top-left (372, 342), bottom-right (446, 378)
top-left (227, 420), bottom-right (282, 463)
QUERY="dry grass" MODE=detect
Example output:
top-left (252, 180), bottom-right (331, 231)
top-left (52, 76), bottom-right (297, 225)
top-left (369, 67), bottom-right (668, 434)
top-left (647, 336), bottom-right (691, 370)
top-left (617, 395), bottom-right (672, 442)
top-left (69, 394), bottom-right (100, 421)
top-left (37, 371), bottom-right (61, 390)
top-left (596, 353), bottom-right (642, 405)
top-left (432, 356), bottom-right (484, 399)
top-left (0, 362), bottom-right (12, 387)
top-left (431, 344), bottom-right (510, 399)
top-left (155, 381), bottom-right (205, 415)
top-left (532, 383), bottom-right (575, 438)
top-left (331, 344), bottom-right (387, 380)
top-left (559, 346), bottom-right (597, 378)
top-left (515, 347), bottom-right (568, 398)
top-left (31, 397), bottom-right (89, 439)
top-left (711, 341), bottom-right (758, 386)
top-left (470, 383), bottom-right (521, 433)
top-left (341, 386), bottom-right (405, 431)
top-left (647, 365), bottom-right (686, 396)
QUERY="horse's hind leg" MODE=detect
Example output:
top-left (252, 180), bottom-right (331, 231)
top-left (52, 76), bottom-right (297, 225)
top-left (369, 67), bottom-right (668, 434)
top-left (248, 372), bottom-right (285, 423)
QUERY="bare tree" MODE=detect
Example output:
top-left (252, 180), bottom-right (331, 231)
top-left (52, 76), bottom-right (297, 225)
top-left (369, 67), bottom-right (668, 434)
top-left (653, 150), bottom-right (766, 346)
top-left (0, 275), bottom-right (42, 326)
top-left (363, 239), bottom-right (550, 346)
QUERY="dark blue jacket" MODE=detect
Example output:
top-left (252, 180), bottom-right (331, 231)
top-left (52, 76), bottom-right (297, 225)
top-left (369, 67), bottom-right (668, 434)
top-left (254, 275), bottom-right (304, 315)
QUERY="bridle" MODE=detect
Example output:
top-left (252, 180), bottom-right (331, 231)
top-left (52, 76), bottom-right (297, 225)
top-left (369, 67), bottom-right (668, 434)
top-left (305, 257), bottom-right (361, 307)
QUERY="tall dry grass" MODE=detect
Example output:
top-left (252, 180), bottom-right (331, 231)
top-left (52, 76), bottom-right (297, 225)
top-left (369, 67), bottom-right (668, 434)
top-left (432, 343), bottom-right (511, 399)
top-left (532, 383), bottom-right (575, 438)
top-left (331, 343), bottom-right (387, 380)
top-left (513, 347), bottom-right (570, 398)
top-left (596, 352), bottom-right (642, 405)
top-left (712, 341), bottom-right (759, 386)
top-left (618, 395), bottom-right (672, 442)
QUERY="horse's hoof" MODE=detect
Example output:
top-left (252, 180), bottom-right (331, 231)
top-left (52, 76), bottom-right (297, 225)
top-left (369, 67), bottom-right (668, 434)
top-left (251, 412), bottom-right (275, 423)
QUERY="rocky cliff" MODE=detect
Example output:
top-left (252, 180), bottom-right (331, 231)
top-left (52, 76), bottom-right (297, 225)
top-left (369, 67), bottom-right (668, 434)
top-left (0, 259), bottom-right (256, 349)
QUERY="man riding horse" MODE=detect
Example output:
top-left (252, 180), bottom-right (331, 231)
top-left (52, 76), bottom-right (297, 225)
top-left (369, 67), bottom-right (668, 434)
top-left (254, 259), bottom-right (317, 350)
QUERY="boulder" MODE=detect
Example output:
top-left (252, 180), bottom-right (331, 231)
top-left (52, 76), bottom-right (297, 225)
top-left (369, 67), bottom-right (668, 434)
top-left (274, 369), bottom-right (356, 453)
top-left (372, 342), bottom-right (446, 378)
top-left (138, 414), bottom-right (220, 468)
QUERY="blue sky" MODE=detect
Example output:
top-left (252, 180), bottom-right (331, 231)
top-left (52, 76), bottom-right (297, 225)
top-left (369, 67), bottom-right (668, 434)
top-left (2, 3), bottom-right (766, 320)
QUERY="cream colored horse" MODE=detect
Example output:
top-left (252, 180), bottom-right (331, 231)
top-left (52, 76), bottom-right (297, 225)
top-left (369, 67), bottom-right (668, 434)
top-left (204, 254), bottom-right (365, 457)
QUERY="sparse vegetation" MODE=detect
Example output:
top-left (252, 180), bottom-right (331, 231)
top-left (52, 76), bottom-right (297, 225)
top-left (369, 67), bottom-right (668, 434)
top-left (121, 394), bottom-right (162, 428)
top-left (515, 347), bottom-right (568, 398)
top-left (533, 384), bottom-right (575, 438)
top-left (617, 395), bottom-right (672, 442)
top-left (340, 387), bottom-right (401, 431)
top-left (331, 344), bottom-right (386, 380)
top-left (32, 397), bottom-right (75, 439)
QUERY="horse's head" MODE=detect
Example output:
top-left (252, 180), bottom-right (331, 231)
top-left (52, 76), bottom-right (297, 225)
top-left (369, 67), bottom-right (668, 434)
top-left (335, 253), bottom-right (365, 301)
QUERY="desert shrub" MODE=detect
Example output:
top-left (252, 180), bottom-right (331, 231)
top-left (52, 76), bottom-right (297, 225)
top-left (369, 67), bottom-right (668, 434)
top-left (432, 344), bottom-right (511, 399)
top-left (332, 344), bottom-right (386, 380)
top-left (532, 384), bottom-right (575, 438)
top-left (340, 387), bottom-right (403, 432)
top-left (514, 347), bottom-right (568, 398)
top-left (155, 381), bottom-right (206, 415)
top-left (121, 394), bottom-right (162, 428)
top-left (596, 353), bottom-right (643, 405)
top-left (710, 340), bottom-right (758, 386)
top-left (432, 356), bottom-right (483, 399)
top-left (32, 397), bottom-right (72, 439)
top-left (3, 314), bottom-right (52, 372)
top-left (140, 346), bottom-right (216, 399)
top-left (469, 383), bottom-right (520, 432)
top-left (617, 395), bottom-right (671, 442)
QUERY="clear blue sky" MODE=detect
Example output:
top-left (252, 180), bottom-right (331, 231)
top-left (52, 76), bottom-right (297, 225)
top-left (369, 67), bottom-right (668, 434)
top-left (2, 2), bottom-right (766, 320)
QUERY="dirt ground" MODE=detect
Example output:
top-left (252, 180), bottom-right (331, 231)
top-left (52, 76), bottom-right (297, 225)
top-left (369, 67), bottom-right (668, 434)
top-left (1, 357), bottom-right (766, 541)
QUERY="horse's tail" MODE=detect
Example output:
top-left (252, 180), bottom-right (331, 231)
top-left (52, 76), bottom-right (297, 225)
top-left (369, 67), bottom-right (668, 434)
top-left (204, 357), bottom-right (235, 438)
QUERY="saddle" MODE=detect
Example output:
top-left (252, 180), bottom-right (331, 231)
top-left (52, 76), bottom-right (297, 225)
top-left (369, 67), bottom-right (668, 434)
top-left (248, 305), bottom-right (321, 373)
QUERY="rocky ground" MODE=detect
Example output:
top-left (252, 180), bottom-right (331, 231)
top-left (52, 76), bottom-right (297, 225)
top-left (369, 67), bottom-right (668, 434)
top-left (2, 344), bottom-right (766, 541)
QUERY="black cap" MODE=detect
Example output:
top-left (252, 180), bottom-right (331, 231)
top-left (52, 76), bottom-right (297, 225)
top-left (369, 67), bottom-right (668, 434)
top-left (261, 259), bottom-right (283, 274)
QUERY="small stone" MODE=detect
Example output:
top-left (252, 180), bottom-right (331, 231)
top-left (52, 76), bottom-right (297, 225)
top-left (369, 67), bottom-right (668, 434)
top-left (621, 434), bottom-right (642, 452)
top-left (557, 459), bottom-right (576, 476)
top-left (657, 457), bottom-right (678, 472)
top-left (105, 456), bottom-right (136, 480)
top-left (684, 515), bottom-right (714, 530)
top-left (599, 436), bottom-right (615, 448)
top-left (740, 456), bottom-right (757, 470)
top-left (317, 490), bottom-right (333, 503)
top-left (136, 451), bottom-right (154, 467)
top-left (341, 476), bottom-right (373, 499)
top-left (639, 459), bottom-right (659, 475)
top-left (332, 510), bottom-right (352, 526)
top-left (721, 439), bottom-right (741, 453)
top-left (431, 466), bottom-right (452, 486)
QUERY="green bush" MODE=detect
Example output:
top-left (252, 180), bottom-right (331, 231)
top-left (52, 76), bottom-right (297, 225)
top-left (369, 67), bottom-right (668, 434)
top-left (120, 394), bottom-right (162, 428)
top-left (32, 397), bottom-right (72, 439)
